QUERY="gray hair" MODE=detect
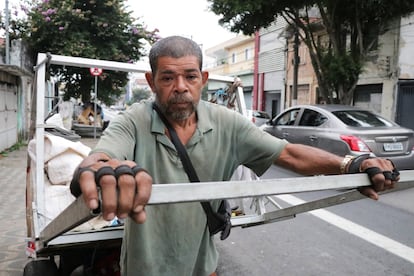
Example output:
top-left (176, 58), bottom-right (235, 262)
top-left (148, 36), bottom-right (203, 74)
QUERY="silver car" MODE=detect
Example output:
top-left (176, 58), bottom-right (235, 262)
top-left (260, 104), bottom-right (414, 170)
top-left (247, 110), bottom-right (271, 127)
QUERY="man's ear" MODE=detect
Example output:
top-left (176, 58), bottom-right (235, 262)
top-left (201, 71), bottom-right (209, 86)
top-left (145, 72), bottom-right (155, 92)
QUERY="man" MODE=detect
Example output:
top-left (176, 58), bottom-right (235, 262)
top-left (71, 36), bottom-right (399, 275)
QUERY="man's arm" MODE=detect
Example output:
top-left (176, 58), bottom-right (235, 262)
top-left (274, 143), bottom-right (343, 175)
top-left (274, 143), bottom-right (399, 200)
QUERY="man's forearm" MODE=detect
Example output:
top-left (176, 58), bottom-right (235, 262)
top-left (275, 143), bottom-right (343, 176)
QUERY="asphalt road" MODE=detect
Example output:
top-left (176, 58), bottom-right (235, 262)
top-left (216, 166), bottom-right (414, 276)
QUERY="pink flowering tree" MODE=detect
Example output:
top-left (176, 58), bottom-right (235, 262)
top-left (4, 0), bottom-right (159, 104)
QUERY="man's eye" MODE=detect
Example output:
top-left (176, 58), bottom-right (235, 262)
top-left (187, 75), bottom-right (197, 80)
top-left (161, 76), bottom-right (173, 82)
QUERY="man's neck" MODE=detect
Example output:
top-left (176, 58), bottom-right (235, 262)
top-left (168, 113), bottom-right (197, 145)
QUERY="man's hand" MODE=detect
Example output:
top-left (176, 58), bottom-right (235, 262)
top-left (71, 153), bottom-right (152, 224)
top-left (352, 156), bottom-right (400, 200)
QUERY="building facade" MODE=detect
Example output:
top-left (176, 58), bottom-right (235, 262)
top-left (204, 12), bottom-right (414, 131)
top-left (205, 21), bottom-right (289, 118)
top-left (205, 35), bottom-right (255, 109)
top-left (283, 13), bottom-right (414, 130)
top-left (255, 19), bottom-right (289, 118)
top-left (0, 40), bottom-right (33, 152)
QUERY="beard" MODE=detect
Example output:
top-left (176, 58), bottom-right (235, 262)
top-left (155, 93), bottom-right (198, 121)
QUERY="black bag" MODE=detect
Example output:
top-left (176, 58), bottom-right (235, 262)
top-left (206, 199), bottom-right (232, 240)
top-left (153, 104), bottom-right (232, 240)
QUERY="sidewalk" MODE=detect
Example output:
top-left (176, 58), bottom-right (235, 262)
top-left (0, 138), bottom-right (99, 275)
top-left (0, 144), bottom-right (30, 275)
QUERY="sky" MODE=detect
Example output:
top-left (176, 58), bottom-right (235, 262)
top-left (125, 0), bottom-right (236, 50)
top-left (0, 0), bottom-right (236, 51)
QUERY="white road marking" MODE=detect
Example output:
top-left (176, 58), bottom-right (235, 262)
top-left (276, 194), bottom-right (414, 264)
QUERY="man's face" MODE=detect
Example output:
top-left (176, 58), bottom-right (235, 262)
top-left (146, 56), bottom-right (208, 121)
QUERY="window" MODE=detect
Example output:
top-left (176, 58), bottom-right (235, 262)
top-left (232, 52), bottom-right (237, 64)
top-left (299, 109), bottom-right (327, 127)
top-left (275, 109), bottom-right (300, 126)
top-left (333, 110), bottom-right (393, 127)
top-left (298, 45), bottom-right (307, 65)
top-left (245, 48), bottom-right (252, 60)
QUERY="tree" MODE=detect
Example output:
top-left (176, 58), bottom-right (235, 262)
top-left (6, 0), bottom-right (159, 105)
top-left (208, 0), bottom-right (414, 104)
top-left (126, 88), bottom-right (152, 105)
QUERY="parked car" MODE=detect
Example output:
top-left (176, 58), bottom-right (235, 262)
top-left (260, 104), bottom-right (414, 170)
top-left (247, 109), bottom-right (271, 127)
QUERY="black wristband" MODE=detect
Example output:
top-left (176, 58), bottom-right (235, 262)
top-left (347, 154), bottom-right (371, 173)
top-left (387, 159), bottom-right (400, 180)
top-left (95, 166), bottom-right (115, 186)
top-left (131, 165), bottom-right (147, 176)
top-left (383, 170), bottom-right (400, 181)
top-left (70, 166), bottom-right (94, 197)
top-left (114, 165), bottom-right (134, 179)
top-left (364, 167), bottom-right (382, 178)
top-left (364, 167), bottom-right (400, 182)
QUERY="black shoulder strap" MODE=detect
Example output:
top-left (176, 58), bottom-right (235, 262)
top-left (152, 104), bottom-right (218, 227)
top-left (153, 104), bottom-right (200, 182)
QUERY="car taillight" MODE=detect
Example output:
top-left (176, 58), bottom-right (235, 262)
top-left (340, 135), bottom-right (371, 152)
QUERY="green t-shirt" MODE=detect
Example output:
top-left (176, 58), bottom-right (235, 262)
top-left (92, 100), bottom-right (288, 276)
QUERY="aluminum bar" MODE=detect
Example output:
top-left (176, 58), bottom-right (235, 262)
top-left (236, 180), bottom-right (413, 227)
top-left (39, 170), bottom-right (414, 247)
top-left (38, 193), bottom-right (101, 248)
top-left (35, 53), bottom-right (234, 83)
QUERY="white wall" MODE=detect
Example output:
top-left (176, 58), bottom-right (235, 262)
top-left (0, 83), bottom-right (18, 151)
top-left (399, 14), bottom-right (414, 78)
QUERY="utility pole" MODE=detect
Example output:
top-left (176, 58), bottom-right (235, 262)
top-left (5, 0), bottom-right (10, 64)
top-left (292, 27), bottom-right (299, 106)
top-left (89, 68), bottom-right (103, 139)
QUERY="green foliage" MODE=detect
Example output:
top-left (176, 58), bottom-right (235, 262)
top-left (208, 0), bottom-right (414, 37)
top-left (207, 0), bottom-right (314, 34)
top-left (208, 0), bottom-right (414, 104)
top-left (0, 141), bottom-right (26, 157)
top-left (126, 88), bottom-right (152, 105)
top-left (319, 51), bottom-right (362, 100)
top-left (5, 0), bottom-right (159, 105)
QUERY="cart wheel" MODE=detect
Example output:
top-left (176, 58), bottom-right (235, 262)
top-left (23, 259), bottom-right (59, 276)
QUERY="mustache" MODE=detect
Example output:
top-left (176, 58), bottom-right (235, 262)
top-left (168, 93), bottom-right (192, 104)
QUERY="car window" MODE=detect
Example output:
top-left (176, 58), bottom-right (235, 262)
top-left (299, 109), bottom-right (327, 127)
top-left (275, 109), bottom-right (300, 126)
top-left (332, 110), bottom-right (394, 127)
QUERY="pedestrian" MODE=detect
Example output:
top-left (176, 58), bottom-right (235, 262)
top-left (70, 35), bottom-right (399, 276)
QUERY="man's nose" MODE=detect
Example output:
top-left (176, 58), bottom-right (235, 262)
top-left (174, 76), bottom-right (188, 93)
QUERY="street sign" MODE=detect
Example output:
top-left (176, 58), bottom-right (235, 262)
top-left (89, 67), bottom-right (103, 76)
top-left (89, 67), bottom-right (103, 139)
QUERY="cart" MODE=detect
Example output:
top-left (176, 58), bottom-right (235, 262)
top-left (24, 53), bottom-right (414, 275)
